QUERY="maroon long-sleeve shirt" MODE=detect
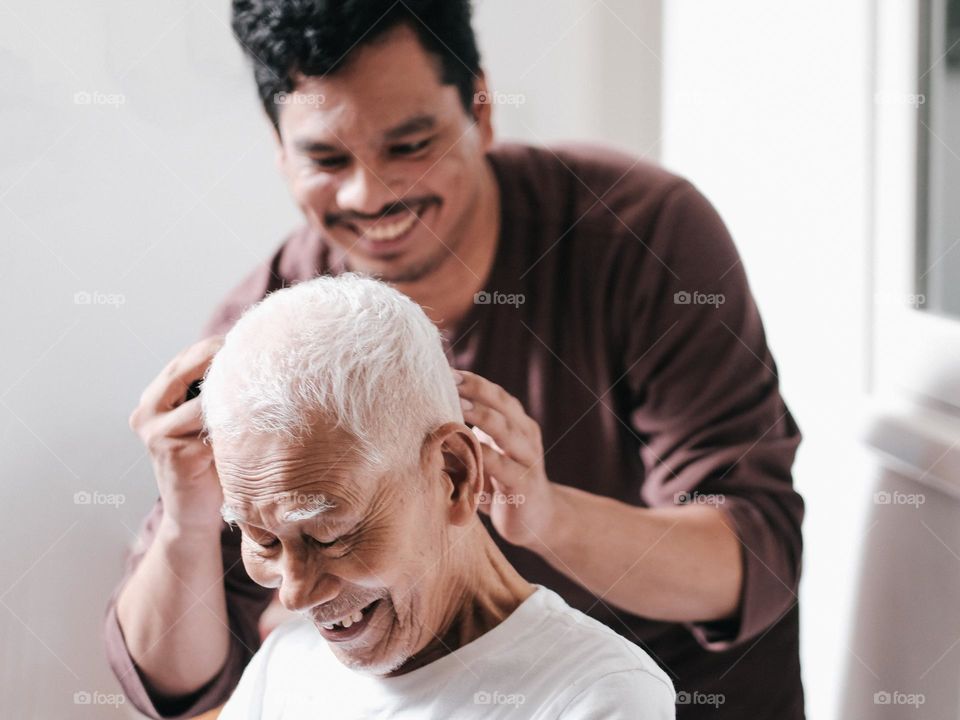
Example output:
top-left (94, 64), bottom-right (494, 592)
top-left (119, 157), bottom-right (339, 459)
top-left (105, 142), bottom-right (804, 719)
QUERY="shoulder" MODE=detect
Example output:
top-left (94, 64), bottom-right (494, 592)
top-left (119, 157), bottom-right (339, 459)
top-left (529, 588), bottom-right (674, 696)
top-left (487, 141), bottom-right (722, 285)
top-left (556, 669), bottom-right (677, 719)
top-left (487, 141), bottom-right (690, 221)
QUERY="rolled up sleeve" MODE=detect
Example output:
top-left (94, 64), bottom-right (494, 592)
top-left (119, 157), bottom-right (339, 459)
top-left (621, 181), bottom-right (804, 649)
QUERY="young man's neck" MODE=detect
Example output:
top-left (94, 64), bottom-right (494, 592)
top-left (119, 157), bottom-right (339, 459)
top-left (396, 158), bottom-right (501, 335)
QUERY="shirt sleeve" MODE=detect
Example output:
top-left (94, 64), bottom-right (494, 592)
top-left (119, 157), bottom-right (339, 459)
top-left (556, 670), bottom-right (676, 719)
top-left (103, 236), bottom-right (300, 718)
top-left (617, 180), bottom-right (804, 649)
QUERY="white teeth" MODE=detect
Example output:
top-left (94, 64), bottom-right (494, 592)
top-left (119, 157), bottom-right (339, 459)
top-left (363, 211), bottom-right (418, 242)
top-left (321, 602), bottom-right (374, 631)
top-left (326, 609), bottom-right (363, 630)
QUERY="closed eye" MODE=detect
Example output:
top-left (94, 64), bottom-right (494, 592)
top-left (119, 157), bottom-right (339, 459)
top-left (390, 137), bottom-right (432, 156)
top-left (311, 155), bottom-right (348, 169)
top-left (312, 533), bottom-right (356, 556)
top-left (230, 522), bottom-right (281, 550)
top-left (231, 520), bottom-right (353, 552)
top-left (250, 532), bottom-right (341, 550)
top-left (251, 533), bottom-right (280, 549)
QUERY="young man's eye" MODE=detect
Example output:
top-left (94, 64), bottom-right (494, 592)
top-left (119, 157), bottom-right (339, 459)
top-left (390, 138), bottom-right (432, 156)
top-left (311, 155), bottom-right (348, 169)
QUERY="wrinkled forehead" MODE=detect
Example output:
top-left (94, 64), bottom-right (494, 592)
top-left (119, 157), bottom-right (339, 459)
top-left (213, 426), bottom-right (382, 521)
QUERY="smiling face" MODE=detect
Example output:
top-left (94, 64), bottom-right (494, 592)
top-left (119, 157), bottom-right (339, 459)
top-left (215, 421), bottom-right (479, 675)
top-left (274, 22), bottom-right (493, 284)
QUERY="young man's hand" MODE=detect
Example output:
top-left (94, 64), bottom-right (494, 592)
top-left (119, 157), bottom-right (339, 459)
top-left (129, 336), bottom-right (225, 535)
top-left (453, 369), bottom-right (559, 552)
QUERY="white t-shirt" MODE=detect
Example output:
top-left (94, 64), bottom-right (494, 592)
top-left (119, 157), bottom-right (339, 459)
top-left (218, 585), bottom-right (675, 719)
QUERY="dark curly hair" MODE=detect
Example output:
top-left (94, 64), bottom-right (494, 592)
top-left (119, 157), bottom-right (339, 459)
top-left (231, 0), bottom-right (482, 130)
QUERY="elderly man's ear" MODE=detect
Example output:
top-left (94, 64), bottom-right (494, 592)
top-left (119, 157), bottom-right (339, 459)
top-left (423, 422), bottom-right (484, 526)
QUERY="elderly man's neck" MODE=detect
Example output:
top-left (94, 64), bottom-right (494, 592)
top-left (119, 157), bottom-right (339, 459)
top-left (387, 526), bottom-right (534, 676)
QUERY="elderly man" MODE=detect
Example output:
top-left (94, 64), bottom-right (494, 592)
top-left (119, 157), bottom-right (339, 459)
top-left (197, 273), bottom-right (674, 718)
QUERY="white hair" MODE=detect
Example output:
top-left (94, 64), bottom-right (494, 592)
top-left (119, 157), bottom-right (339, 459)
top-left (200, 273), bottom-right (463, 468)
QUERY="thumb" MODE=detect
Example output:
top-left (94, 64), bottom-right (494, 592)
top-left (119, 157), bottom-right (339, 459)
top-left (476, 471), bottom-right (494, 515)
top-left (489, 475), bottom-right (512, 506)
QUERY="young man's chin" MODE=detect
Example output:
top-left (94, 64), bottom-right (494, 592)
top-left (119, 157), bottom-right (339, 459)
top-left (349, 247), bottom-right (450, 286)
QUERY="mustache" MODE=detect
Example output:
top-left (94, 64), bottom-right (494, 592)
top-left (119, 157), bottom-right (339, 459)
top-left (326, 197), bottom-right (438, 226)
top-left (302, 590), bottom-right (384, 623)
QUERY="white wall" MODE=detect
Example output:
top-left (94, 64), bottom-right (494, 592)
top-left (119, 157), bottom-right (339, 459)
top-left (474, 0), bottom-right (662, 157)
top-left (661, 2), bottom-right (875, 718)
top-left (1, 1), bottom-right (299, 716)
top-left (0, 1), bottom-right (662, 717)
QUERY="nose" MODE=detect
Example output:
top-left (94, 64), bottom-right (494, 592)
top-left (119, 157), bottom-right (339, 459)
top-left (276, 548), bottom-right (338, 613)
top-left (335, 163), bottom-right (399, 218)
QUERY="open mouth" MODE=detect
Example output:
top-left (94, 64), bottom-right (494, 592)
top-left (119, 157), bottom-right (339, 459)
top-left (361, 209), bottom-right (420, 242)
top-left (345, 200), bottom-right (434, 254)
top-left (317, 598), bottom-right (383, 642)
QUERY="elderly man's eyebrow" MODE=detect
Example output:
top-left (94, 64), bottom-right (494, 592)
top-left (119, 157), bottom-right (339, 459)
top-left (219, 497), bottom-right (338, 526)
top-left (220, 503), bottom-right (247, 525)
top-left (281, 496), bottom-right (337, 522)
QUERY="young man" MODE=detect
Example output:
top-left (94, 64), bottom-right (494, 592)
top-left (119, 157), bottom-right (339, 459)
top-left (106, 2), bottom-right (804, 718)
